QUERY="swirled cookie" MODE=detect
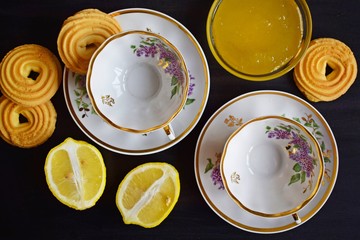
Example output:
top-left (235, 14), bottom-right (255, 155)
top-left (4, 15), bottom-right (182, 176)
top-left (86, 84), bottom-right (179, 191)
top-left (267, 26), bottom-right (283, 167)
top-left (0, 96), bottom-right (57, 148)
top-left (0, 44), bottom-right (62, 107)
top-left (294, 38), bottom-right (357, 102)
top-left (57, 8), bottom-right (122, 74)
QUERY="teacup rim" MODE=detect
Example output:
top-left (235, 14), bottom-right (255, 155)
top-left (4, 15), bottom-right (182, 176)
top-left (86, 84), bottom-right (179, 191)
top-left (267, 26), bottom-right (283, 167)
top-left (86, 30), bottom-right (190, 134)
top-left (220, 115), bottom-right (325, 218)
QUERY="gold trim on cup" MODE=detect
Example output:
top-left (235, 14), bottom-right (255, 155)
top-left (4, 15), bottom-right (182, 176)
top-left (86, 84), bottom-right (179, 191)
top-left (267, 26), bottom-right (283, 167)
top-left (220, 115), bottom-right (324, 221)
top-left (86, 30), bottom-right (189, 136)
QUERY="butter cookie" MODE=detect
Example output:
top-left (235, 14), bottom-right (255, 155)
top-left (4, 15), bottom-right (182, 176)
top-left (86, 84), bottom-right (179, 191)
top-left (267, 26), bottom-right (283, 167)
top-left (0, 96), bottom-right (57, 148)
top-left (0, 44), bottom-right (62, 107)
top-left (57, 8), bottom-right (122, 74)
top-left (294, 38), bottom-right (357, 102)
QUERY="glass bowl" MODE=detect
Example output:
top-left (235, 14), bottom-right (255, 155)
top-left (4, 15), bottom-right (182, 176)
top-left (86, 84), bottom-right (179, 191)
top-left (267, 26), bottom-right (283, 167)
top-left (206, 0), bottom-right (312, 81)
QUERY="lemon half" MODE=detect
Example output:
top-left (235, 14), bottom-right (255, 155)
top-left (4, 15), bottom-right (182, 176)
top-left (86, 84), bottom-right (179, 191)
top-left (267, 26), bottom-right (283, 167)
top-left (116, 162), bottom-right (180, 228)
top-left (44, 137), bottom-right (106, 210)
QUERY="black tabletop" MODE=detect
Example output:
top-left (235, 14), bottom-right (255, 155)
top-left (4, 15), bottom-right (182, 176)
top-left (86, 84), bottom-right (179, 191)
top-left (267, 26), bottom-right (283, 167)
top-left (1, 0), bottom-right (359, 239)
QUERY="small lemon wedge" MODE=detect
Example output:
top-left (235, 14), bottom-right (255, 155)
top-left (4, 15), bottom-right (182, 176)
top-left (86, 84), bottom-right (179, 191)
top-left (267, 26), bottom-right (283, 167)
top-left (44, 137), bottom-right (106, 210)
top-left (116, 162), bottom-right (180, 228)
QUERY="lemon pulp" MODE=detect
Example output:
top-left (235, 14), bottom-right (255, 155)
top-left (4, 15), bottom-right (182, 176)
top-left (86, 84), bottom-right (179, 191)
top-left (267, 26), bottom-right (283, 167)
top-left (44, 138), bottom-right (106, 210)
top-left (116, 162), bottom-right (180, 228)
top-left (212, 0), bottom-right (303, 75)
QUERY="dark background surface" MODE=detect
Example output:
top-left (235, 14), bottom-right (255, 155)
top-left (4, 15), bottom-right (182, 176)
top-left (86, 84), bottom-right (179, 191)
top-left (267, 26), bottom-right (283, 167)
top-left (1, 0), bottom-right (359, 239)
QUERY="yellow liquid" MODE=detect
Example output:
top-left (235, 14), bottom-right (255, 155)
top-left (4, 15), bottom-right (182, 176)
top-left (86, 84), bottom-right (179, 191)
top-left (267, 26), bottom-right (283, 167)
top-left (212, 0), bottom-right (303, 75)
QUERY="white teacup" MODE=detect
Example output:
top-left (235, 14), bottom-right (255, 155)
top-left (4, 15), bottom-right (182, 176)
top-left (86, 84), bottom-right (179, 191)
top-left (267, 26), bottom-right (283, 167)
top-left (86, 30), bottom-right (189, 140)
top-left (221, 116), bottom-right (324, 224)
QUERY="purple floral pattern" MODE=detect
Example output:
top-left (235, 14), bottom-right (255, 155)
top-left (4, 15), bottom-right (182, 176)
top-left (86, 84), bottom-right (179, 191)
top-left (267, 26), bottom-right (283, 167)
top-left (185, 73), bottom-right (195, 107)
top-left (204, 113), bottom-right (331, 191)
top-left (131, 35), bottom-right (185, 99)
top-left (266, 122), bottom-right (318, 191)
top-left (130, 29), bottom-right (196, 107)
top-left (204, 115), bottom-right (244, 190)
top-left (205, 153), bottom-right (224, 190)
top-left (292, 114), bottom-right (332, 183)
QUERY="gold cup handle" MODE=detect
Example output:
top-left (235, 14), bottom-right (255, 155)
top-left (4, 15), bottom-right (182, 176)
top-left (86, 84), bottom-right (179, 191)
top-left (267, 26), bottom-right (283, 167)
top-left (292, 213), bottom-right (302, 224)
top-left (163, 124), bottom-right (175, 140)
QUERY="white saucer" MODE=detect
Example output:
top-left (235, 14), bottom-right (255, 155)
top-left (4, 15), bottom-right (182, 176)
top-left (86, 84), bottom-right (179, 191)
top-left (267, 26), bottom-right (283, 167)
top-left (63, 8), bottom-right (210, 155)
top-left (194, 90), bottom-right (338, 234)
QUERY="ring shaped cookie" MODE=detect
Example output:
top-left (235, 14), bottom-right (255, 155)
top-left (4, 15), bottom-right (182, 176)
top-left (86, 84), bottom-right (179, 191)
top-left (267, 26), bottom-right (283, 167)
top-left (0, 96), bottom-right (57, 148)
top-left (57, 9), bottom-right (122, 74)
top-left (0, 44), bottom-right (62, 107)
top-left (294, 38), bottom-right (357, 102)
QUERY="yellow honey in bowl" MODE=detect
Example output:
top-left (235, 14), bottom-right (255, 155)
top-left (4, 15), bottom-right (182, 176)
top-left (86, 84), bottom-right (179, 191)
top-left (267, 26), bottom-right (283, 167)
top-left (212, 0), bottom-right (303, 75)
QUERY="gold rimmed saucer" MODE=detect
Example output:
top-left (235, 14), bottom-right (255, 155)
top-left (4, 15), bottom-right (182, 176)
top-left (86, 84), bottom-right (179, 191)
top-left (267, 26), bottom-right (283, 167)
top-left (63, 8), bottom-right (210, 155)
top-left (194, 90), bottom-right (338, 233)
